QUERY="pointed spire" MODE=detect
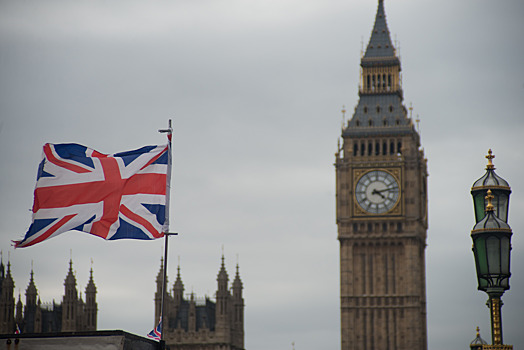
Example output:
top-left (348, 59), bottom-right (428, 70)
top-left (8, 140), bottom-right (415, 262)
top-left (86, 265), bottom-right (96, 294)
top-left (217, 254), bottom-right (228, 281)
top-left (217, 254), bottom-right (229, 294)
top-left (173, 258), bottom-right (184, 305)
top-left (26, 265), bottom-right (38, 306)
top-left (363, 0), bottom-right (397, 60)
top-left (156, 257), bottom-right (165, 284)
top-left (64, 258), bottom-right (76, 286)
top-left (232, 263), bottom-right (243, 298)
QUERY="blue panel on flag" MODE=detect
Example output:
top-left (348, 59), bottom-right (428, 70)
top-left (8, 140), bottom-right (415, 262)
top-left (142, 204), bottom-right (166, 225)
top-left (109, 219), bottom-right (151, 240)
top-left (54, 144), bottom-right (94, 168)
top-left (114, 145), bottom-right (157, 166)
top-left (152, 151), bottom-right (168, 165)
top-left (27, 218), bottom-right (57, 237)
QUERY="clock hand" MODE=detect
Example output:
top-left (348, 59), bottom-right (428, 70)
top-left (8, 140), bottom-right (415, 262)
top-left (372, 189), bottom-right (386, 199)
top-left (374, 186), bottom-right (398, 193)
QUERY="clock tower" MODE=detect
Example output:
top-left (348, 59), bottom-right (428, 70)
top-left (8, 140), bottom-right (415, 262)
top-left (335, 1), bottom-right (428, 350)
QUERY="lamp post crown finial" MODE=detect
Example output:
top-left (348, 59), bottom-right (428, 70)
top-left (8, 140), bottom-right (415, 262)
top-left (486, 149), bottom-right (495, 170)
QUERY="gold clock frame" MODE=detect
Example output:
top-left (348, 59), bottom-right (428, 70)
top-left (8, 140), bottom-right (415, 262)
top-left (352, 168), bottom-right (402, 216)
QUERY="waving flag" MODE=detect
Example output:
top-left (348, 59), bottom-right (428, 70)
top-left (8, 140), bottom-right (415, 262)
top-left (15, 143), bottom-right (169, 248)
top-left (147, 318), bottom-right (162, 341)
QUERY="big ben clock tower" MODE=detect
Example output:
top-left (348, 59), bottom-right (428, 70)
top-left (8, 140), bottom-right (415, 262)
top-left (335, 1), bottom-right (428, 350)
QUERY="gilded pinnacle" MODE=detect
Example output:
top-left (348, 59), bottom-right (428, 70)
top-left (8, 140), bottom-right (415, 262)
top-left (485, 189), bottom-right (494, 212)
top-left (486, 149), bottom-right (495, 170)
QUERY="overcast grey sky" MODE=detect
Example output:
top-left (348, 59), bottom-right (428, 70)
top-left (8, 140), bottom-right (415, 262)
top-left (1, 0), bottom-right (523, 349)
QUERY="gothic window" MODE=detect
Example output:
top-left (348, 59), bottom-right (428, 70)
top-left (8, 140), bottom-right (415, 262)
top-left (383, 142), bottom-right (387, 155)
top-left (353, 143), bottom-right (358, 156)
top-left (353, 223), bottom-right (358, 232)
top-left (356, 120), bottom-right (361, 126)
top-left (361, 143), bottom-right (365, 156)
top-left (368, 142), bottom-right (372, 156)
top-left (382, 74), bottom-right (386, 89)
top-left (397, 142), bottom-right (402, 154)
top-left (395, 119), bottom-right (400, 125)
top-left (376, 106), bottom-right (381, 113)
top-left (382, 223), bottom-right (387, 232)
top-left (375, 142), bottom-right (380, 155)
top-left (389, 105), bottom-right (393, 113)
top-left (372, 75), bottom-right (376, 91)
top-left (388, 74), bottom-right (392, 90)
top-left (363, 106), bottom-right (368, 114)
top-left (396, 223), bottom-right (402, 232)
top-left (368, 223), bottom-right (373, 232)
top-left (367, 75), bottom-right (371, 90)
top-left (383, 119), bottom-right (388, 126)
top-left (368, 119), bottom-right (373, 126)
top-left (390, 142), bottom-right (395, 155)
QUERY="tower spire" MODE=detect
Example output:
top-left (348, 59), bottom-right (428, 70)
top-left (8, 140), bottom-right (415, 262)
top-left (363, 0), bottom-right (396, 60)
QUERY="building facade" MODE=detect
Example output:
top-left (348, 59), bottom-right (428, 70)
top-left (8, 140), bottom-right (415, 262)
top-left (335, 1), bottom-right (428, 349)
top-left (0, 259), bottom-right (97, 334)
top-left (155, 256), bottom-right (244, 350)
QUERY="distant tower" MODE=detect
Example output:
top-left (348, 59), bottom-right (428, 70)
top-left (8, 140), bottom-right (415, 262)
top-left (84, 267), bottom-right (97, 331)
top-left (0, 261), bottom-right (15, 333)
top-left (62, 259), bottom-right (78, 332)
top-left (154, 257), bottom-right (165, 325)
top-left (24, 267), bottom-right (41, 333)
top-left (231, 264), bottom-right (244, 349)
top-left (215, 255), bottom-right (230, 342)
top-left (335, 1), bottom-right (428, 349)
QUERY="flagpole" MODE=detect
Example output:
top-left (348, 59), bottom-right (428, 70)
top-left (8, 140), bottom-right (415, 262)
top-left (158, 120), bottom-right (176, 348)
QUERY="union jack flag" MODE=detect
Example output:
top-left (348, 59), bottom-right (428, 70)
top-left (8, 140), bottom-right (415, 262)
top-left (15, 143), bottom-right (169, 248)
top-left (147, 317), bottom-right (162, 341)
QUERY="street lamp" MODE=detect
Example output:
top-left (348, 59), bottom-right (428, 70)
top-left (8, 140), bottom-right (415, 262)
top-left (470, 150), bottom-right (513, 349)
top-left (471, 149), bottom-right (511, 223)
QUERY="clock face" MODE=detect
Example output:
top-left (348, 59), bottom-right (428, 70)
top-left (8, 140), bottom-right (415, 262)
top-left (355, 170), bottom-right (400, 214)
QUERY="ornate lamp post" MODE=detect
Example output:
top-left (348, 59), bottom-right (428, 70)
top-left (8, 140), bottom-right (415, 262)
top-left (470, 150), bottom-right (513, 350)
